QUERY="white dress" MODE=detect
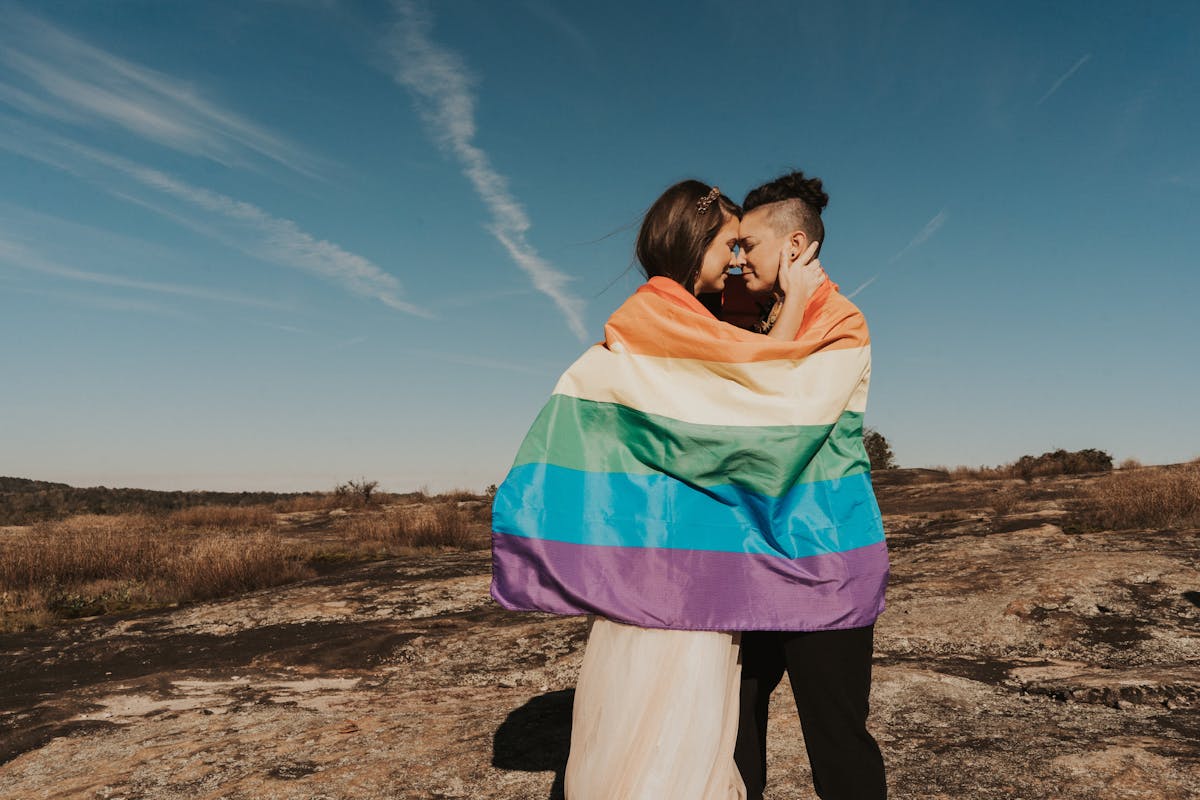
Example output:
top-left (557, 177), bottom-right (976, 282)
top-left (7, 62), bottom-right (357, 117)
top-left (564, 616), bottom-right (747, 800)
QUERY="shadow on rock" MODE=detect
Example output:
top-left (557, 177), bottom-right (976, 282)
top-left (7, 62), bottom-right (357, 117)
top-left (492, 690), bottom-right (574, 800)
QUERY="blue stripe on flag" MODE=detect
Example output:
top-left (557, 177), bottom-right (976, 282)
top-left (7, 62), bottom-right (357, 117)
top-left (493, 463), bottom-right (885, 559)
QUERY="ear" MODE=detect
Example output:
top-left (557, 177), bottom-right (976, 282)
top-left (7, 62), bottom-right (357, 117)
top-left (788, 230), bottom-right (809, 257)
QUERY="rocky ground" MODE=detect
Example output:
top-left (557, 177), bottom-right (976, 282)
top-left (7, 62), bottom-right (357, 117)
top-left (1, 473), bottom-right (1198, 799)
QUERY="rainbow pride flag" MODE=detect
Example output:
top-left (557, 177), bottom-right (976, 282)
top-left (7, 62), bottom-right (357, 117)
top-left (491, 276), bottom-right (890, 631)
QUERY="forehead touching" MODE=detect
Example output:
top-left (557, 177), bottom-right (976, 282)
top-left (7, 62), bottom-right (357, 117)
top-left (740, 200), bottom-right (807, 239)
top-left (739, 204), bottom-right (782, 239)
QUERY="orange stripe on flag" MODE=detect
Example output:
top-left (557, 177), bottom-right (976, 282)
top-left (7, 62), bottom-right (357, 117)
top-left (606, 277), bottom-right (870, 362)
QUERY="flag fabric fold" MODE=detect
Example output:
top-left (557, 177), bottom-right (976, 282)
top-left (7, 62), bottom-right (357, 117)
top-left (490, 275), bottom-right (890, 631)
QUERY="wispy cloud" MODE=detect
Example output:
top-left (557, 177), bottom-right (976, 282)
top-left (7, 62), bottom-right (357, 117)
top-left (388, 0), bottom-right (588, 340)
top-left (897, 209), bottom-right (948, 255)
top-left (521, 1), bottom-right (597, 66)
top-left (845, 273), bottom-right (882, 300)
top-left (8, 284), bottom-right (198, 319)
top-left (0, 123), bottom-right (427, 316)
top-left (0, 234), bottom-right (282, 309)
top-left (257, 321), bottom-right (311, 335)
top-left (0, 5), bottom-right (325, 177)
top-left (847, 209), bottom-right (947, 299)
top-left (1036, 54), bottom-right (1092, 106)
top-left (94, 151), bottom-right (429, 316)
top-left (436, 286), bottom-right (536, 309)
top-left (0, 78), bottom-right (83, 123)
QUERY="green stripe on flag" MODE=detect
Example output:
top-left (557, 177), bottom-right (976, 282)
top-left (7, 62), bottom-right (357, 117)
top-left (512, 394), bottom-right (871, 498)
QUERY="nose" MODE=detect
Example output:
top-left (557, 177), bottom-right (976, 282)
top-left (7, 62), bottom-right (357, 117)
top-left (732, 247), bottom-right (746, 269)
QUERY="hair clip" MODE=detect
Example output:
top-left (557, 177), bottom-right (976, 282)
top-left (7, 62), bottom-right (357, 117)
top-left (697, 186), bottom-right (721, 214)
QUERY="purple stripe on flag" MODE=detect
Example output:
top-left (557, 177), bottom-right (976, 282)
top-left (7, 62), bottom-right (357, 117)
top-left (491, 532), bottom-right (890, 632)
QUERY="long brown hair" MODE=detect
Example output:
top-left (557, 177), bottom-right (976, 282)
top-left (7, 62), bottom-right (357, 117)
top-left (636, 180), bottom-right (741, 290)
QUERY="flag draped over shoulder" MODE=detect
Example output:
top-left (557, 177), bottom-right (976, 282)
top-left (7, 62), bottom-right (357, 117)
top-left (490, 275), bottom-right (890, 631)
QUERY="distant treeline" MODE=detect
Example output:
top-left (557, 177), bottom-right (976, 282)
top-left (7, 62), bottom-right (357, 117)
top-left (878, 447), bottom-right (1117, 484)
top-left (0, 477), bottom-right (326, 525)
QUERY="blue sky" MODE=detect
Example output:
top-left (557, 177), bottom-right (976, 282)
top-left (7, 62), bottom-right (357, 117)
top-left (1, 0), bottom-right (1197, 492)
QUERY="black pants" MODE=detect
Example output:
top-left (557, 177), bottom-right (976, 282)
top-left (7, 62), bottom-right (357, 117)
top-left (734, 624), bottom-right (886, 800)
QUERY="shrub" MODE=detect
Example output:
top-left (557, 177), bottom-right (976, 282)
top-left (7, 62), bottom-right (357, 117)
top-left (989, 488), bottom-right (1023, 517)
top-left (863, 428), bottom-right (897, 470)
top-left (334, 478), bottom-right (380, 506)
top-left (1014, 448), bottom-right (1113, 483)
top-left (944, 448), bottom-right (1115, 483)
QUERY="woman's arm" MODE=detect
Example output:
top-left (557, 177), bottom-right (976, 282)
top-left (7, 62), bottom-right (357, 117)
top-left (766, 241), bottom-right (827, 340)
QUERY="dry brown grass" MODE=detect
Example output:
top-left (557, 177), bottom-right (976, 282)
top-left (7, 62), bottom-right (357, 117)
top-left (907, 464), bottom-right (1012, 483)
top-left (989, 488), bottom-right (1024, 517)
top-left (2, 514), bottom-right (168, 589)
top-left (272, 493), bottom-right (343, 513)
top-left (166, 504), bottom-right (277, 529)
top-left (950, 465), bottom-right (1013, 481)
top-left (337, 502), bottom-right (485, 550)
top-left (0, 512), bottom-right (313, 632)
top-left (437, 488), bottom-right (484, 503)
top-left (1072, 463), bottom-right (1200, 531)
top-left (270, 490), bottom-right (423, 513)
top-left (414, 504), bottom-right (479, 548)
top-left (163, 533), bottom-right (312, 602)
top-left (0, 491), bottom-right (492, 632)
top-left (1119, 458), bottom-right (1143, 470)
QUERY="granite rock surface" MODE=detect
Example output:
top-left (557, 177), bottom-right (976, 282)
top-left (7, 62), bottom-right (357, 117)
top-left (1, 472), bottom-right (1198, 799)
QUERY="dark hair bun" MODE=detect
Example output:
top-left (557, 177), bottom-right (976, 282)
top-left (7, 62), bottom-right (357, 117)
top-left (776, 171), bottom-right (828, 212)
top-left (743, 170), bottom-right (829, 214)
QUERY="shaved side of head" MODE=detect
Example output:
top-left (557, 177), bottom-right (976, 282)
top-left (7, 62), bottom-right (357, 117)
top-left (743, 171), bottom-right (829, 254)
